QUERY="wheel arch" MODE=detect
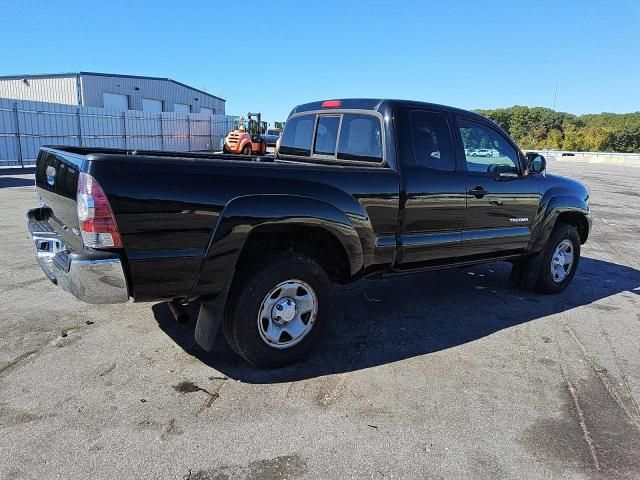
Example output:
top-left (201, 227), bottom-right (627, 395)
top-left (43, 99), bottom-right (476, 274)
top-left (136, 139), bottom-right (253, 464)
top-left (531, 194), bottom-right (591, 252)
top-left (190, 194), bottom-right (364, 300)
top-left (556, 211), bottom-right (590, 244)
top-left (241, 141), bottom-right (252, 152)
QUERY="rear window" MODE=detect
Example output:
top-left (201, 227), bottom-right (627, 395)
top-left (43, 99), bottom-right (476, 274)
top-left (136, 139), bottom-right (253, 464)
top-left (280, 112), bottom-right (383, 163)
top-left (337, 114), bottom-right (382, 163)
top-left (314, 116), bottom-right (340, 155)
top-left (279, 115), bottom-right (315, 156)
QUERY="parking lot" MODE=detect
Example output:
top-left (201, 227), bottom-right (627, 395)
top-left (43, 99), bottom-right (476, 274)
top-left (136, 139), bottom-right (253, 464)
top-left (1, 161), bottom-right (639, 479)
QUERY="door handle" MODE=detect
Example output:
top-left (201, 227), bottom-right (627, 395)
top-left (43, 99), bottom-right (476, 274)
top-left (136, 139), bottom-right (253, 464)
top-left (468, 186), bottom-right (488, 198)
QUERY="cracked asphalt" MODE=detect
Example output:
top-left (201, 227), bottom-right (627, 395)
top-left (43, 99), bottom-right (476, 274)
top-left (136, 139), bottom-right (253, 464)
top-left (1, 162), bottom-right (639, 479)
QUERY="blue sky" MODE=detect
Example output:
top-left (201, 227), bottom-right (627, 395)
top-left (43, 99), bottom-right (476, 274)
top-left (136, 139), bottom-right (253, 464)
top-left (1, 0), bottom-right (639, 123)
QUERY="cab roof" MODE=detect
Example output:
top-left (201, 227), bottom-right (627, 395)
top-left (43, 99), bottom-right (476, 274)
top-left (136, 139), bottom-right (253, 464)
top-left (289, 98), bottom-right (499, 130)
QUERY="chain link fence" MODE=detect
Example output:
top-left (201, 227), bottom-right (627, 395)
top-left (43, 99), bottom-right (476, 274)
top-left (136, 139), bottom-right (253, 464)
top-left (0, 97), bottom-right (237, 167)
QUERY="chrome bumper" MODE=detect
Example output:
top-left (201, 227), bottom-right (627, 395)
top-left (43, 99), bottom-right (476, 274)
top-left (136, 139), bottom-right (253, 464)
top-left (27, 209), bottom-right (129, 304)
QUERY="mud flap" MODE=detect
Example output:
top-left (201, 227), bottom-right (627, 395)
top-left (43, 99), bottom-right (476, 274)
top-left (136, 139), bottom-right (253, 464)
top-left (509, 250), bottom-right (544, 291)
top-left (194, 280), bottom-right (232, 351)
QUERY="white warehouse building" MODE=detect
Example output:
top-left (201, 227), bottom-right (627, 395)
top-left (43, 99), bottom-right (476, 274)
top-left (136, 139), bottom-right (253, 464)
top-left (0, 71), bottom-right (225, 114)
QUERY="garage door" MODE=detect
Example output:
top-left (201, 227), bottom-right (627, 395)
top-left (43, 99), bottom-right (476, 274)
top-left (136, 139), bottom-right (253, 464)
top-left (103, 93), bottom-right (129, 111)
top-left (142, 98), bottom-right (163, 112)
top-left (200, 107), bottom-right (214, 115)
top-left (174, 103), bottom-right (191, 113)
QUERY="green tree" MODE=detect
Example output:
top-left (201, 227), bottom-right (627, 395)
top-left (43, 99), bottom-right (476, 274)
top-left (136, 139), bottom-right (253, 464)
top-left (547, 129), bottom-right (563, 149)
top-left (473, 106), bottom-right (640, 153)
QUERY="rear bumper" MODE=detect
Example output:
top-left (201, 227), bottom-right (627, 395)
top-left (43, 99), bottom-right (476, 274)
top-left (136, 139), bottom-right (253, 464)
top-left (27, 208), bottom-right (129, 304)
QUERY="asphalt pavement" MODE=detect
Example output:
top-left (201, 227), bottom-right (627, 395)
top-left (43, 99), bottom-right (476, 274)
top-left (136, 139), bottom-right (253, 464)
top-left (1, 161), bottom-right (639, 479)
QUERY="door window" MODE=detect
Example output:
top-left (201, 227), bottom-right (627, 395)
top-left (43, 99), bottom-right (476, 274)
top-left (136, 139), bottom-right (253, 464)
top-left (458, 118), bottom-right (519, 175)
top-left (410, 111), bottom-right (455, 171)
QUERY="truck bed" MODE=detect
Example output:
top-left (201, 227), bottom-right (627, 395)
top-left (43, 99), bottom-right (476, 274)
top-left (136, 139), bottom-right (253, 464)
top-left (33, 145), bottom-right (399, 302)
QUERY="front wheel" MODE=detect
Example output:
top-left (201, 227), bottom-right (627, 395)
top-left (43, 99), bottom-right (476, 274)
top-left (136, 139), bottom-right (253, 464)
top-left (241, 144), bottom-right (252, 155)
top-left (534, 223), bottom-right (581, 294)
top-left (224, 253), bottom-right (331, 368)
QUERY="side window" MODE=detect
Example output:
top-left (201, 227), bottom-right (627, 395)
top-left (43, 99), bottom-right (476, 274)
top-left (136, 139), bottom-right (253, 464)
top-left (314, 116), bottom-right (340, 155)
top-left (410, 111), bottom-right (455, 171)
top-left (337, 114), bottom-right (383, 162)
top-left (458, 118), bottom-right (519, 174)
top-left (280, 115), bottom-right (315, 156)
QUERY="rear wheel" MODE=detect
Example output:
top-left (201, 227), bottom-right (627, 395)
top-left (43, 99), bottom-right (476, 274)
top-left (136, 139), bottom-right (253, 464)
top-left (242, 144), bottom-right (252, 155)
top-left (224, 253), bottom-right (330, 368)
top-left (534, 223), bottom-right (581, 294)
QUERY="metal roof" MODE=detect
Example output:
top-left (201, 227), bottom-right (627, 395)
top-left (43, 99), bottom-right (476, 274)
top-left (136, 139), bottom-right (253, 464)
top-left (0, 71), bottom-right (225, 101)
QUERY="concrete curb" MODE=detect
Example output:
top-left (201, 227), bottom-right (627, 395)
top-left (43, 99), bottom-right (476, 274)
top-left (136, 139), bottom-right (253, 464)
top-left (555, 156), bottom-right (640, 168)
top-left (532, 150), bottom-right (640, 168)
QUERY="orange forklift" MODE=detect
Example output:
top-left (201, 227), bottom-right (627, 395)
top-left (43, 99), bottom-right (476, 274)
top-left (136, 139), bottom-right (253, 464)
top-left (223, 112), bottom-right (267, 155)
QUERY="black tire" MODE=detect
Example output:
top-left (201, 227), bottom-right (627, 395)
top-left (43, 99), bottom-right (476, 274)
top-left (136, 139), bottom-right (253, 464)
top-left (222, 144), bottom-right (229, 154)
top-left (223, 253), bottom-right (331, 368)
top-left (242, 144), bottom-right (252, 155)
top-left (534, 223), bottom-right (581, 294)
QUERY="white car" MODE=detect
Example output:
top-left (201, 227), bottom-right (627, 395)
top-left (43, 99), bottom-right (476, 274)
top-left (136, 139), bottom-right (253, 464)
top-left (469, 148), bottom-right (492, 157)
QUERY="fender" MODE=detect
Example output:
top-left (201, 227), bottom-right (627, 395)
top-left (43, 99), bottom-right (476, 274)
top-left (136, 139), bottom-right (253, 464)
top-left (190, 194), bottom-right (364, 350)
top-left (237, 138), bottom-right (251, 152)
top-left (529, 193), bottom-right (590, 253)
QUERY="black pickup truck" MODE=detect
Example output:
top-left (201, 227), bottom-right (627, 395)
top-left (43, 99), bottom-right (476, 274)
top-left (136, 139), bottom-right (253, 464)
top-left (27, 99), bottom-right (591, 368)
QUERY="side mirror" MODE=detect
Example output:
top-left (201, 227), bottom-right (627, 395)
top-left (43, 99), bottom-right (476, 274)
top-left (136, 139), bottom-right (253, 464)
top-left (526, 152), bottom-right (546, 174)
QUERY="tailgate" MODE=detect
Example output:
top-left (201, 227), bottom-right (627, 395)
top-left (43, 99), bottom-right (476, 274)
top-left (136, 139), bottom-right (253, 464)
top-left (34, 148), bottom-right (85, 251)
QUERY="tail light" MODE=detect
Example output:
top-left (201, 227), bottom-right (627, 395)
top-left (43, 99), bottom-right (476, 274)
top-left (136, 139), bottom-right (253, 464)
top-left (77, 172), bottom-right (122, 248)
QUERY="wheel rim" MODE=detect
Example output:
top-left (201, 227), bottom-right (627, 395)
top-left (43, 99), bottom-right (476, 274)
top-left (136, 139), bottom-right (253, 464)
top-left (257, 279), bottom-right (318, 349)
top-left (551, 239), bottom-right (574, 283)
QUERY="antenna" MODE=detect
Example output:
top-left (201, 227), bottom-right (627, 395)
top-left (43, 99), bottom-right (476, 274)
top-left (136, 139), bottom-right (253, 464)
top-left (553, 81), bottom-right (558, 110)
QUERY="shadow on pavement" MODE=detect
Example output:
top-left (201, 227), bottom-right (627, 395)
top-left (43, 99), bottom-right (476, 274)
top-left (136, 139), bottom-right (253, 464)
top-left (152, 257), bottom-right (640, 384)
